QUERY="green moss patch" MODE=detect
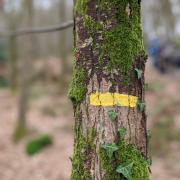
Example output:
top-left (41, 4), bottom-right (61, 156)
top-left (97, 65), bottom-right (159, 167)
top-left (13, 122), bottom-right (28, 142)
top-left (71, 128), bottom-right (96, 180)
top-left (71, 133), bottom-right (92, 180)
top-left (101, 0), bottom-right (144, 83)
top-left (68, 65), bottom-right (87, 103)
top-left (26, 134), bottom-right (53, 156)
top-left (75, 0), bottom-right (89, 15)
top-left (76, 0), bottom-right (145, 84)
top-left (100, 140), bottom-right (150, 180)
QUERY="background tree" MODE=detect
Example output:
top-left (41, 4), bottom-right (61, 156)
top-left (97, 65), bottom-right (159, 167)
top-left (0, 0), bottom-right (4, 12)
top-left (142, 0), bottom-right (177, 42)
top-left (14, 0), bottom-right (35, 141)
top-left (5, 0), bottom-right (23, 91)
top-left (8, 23), bottom-right (18, 92)
top-left (59, 0), bottom-right (68, 92)
top-left (69, 0), bottom-right (150, 179)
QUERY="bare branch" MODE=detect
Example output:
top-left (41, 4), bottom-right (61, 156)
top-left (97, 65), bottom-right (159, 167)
top-left (0, 21), bottom-right (73, 38)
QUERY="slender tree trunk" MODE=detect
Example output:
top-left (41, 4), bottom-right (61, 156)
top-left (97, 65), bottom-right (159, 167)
top-left (0, 0), bottom-right (4, 12)
top-left (14, 0), bottom-right (34, 141)
top-left (59, 0), bottom-right (68, 92)
top-left (69, 0), bottom-right (150, 179)
top-left (161, 0), bottom-right (175, 41)
top-left (6, 2), bottom-right (24, 92)
top-left (9, 32), bottom-right (18, 92)
top-left (6, 5), bottom-right (19, 92)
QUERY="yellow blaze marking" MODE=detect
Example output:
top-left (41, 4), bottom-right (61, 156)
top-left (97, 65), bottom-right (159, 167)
top-left (90, 92), bottom-right (138, 108)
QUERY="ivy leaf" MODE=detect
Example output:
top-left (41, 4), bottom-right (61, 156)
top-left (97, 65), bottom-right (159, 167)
top-left (101, 143), bottom-right (119, 158)
top-left (137, 101), bottom-right (145, 112)
top-left (116, 161), bottom-right (134, 180)
top-left (135, 68), bottom-right (143, 80)
top-left (108, 110), bottom-right (118, 121)
top-left (118, 127), bottom-right (127, 138)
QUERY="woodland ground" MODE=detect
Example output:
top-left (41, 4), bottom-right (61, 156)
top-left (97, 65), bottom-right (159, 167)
top-left (0, 59), bottom-right (179, 180)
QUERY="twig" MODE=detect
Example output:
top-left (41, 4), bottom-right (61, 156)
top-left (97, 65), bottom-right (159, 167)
top-left (0, 21), bottom-right (73, 38)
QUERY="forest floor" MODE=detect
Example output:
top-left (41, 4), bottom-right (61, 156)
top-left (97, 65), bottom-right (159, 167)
top-left (0, 60), bottom-right (180, 180)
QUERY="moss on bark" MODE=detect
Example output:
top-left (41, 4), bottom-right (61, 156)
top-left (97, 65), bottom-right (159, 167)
top-left (70, 0), bottom-right (146, 103)
top-left (70, 0), bottom-right (149, 179)
top-left (68, 64), bottom-right (87, 103)
top-left (74, 0), bottom-right (145, 84)
top-left (71, 132), bottom-right (93, 180)
top-left (71, 105), bottom-right (96, 180)
top-left (13, 121), bottom-right (28, 142)
top-left (100, 140), bottom-right (150, 180)
top-left (75, 0), bottom-right (89, 15)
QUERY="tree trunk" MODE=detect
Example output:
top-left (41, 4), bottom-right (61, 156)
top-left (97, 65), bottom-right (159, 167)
top-left (0, 0), bottom-right (4, 12)
top-left (6, 2), bottom-right (24, 92)
top-left (9, 32), bottom-right (18, 92)
top-left (59, 0), bottom-right (68, 92)
top-left (69, 0), bottom-right (150, 179)
top-left (14, 0), bottom-right (34, 141)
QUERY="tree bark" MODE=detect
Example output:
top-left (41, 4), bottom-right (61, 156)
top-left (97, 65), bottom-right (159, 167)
top-left (14, 0), bottom-right (34, 141)
top-left (9, 32), bottom-right (18, 92)
top-left (69, 0), bottom-right (150, 179)
top-left (0, 0), bottom-right (4, 12)
top-left (59, 0), bottom-right (68, 92)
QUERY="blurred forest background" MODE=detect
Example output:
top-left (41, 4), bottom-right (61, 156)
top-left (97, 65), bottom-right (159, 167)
top-left (0, 0), bottom-right (180, 180)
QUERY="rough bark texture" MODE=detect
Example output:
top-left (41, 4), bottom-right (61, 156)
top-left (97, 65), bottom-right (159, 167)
top-left (69, 0), bottom-right (150, 179)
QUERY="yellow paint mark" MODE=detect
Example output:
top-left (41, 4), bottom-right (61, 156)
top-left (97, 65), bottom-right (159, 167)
top-left (90, 92), bottom-right (138, 108)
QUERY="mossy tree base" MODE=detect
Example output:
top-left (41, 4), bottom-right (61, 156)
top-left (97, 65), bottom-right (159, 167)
top-left (13, 122), bottom-right (28, 142)
top-left (70, 0), bottom-right (149, 179)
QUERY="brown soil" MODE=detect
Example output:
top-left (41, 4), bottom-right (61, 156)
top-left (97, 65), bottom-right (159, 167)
top-left (0, 60), bottom-right (179, 180)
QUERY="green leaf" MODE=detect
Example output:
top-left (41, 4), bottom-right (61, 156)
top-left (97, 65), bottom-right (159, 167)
top-left (108, 110), bottom-right (118, 121)
top-left (118, 127), bottom-right (127, 138)
top-left (116, 161), bottom-right (134, 180)
top-left (137, 101), bottom-right (145, 112)
top-left (101, 143), bottom-right (119, 158)
top-left (135, 68), bottom-right (143, 79)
